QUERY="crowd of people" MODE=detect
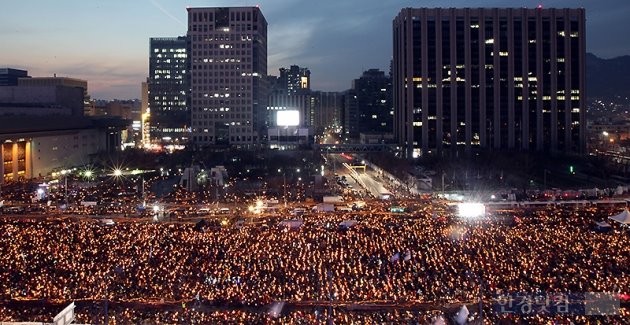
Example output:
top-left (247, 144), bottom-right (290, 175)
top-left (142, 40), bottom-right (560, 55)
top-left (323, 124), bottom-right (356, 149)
top-left (0, 200), bottom-right (628, 323)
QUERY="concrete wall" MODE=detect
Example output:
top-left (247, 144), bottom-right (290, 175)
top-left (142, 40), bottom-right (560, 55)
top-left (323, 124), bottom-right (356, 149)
top-left (31, 129), bottom-right (106, 177)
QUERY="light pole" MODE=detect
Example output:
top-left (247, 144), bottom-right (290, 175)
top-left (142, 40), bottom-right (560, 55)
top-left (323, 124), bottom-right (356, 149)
top-left (60, 170), bottom-right (69, 206)
top-left (277, 169), bottom-right (286, 207)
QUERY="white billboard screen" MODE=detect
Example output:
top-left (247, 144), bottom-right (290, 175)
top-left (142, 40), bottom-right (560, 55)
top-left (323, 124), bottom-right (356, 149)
top-left (277, 110), bottom-right (300, 126)
top-left (457, 203), bottom-right (486, 218)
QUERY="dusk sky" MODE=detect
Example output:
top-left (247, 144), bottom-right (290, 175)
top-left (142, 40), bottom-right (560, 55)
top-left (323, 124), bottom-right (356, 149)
top-left (2, 0), bottom-right (629, 100)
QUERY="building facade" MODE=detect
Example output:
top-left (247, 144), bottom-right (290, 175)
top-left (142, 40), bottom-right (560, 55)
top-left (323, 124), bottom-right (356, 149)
top-left (267, 94), bottom-right (311, 127)
top-left (0, 68), bottom-right (29, 86)
top-left (344, 69), bottom-right (393, 139)
top-left (187, 7), bottom-right (268, 147)
top-left (0, 85), bottom-right (84, 117)
top-left (393, 8), bottom-right (586, 157)
top-left (311, 91), bottom-right (342, 134)
top-left (18, 76), bottom-right (90, 115)
top-left (0, 117), bottom-right (125, 183)
top-left (148, 36), bottom-right (189, 144)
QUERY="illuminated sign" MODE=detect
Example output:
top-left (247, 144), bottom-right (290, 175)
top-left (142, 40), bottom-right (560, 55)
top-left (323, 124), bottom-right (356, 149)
top-left (276, 110), bottom-right (300, 126)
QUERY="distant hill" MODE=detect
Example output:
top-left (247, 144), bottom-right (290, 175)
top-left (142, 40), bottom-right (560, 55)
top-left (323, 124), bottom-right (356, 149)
top-left (586, 53), bottom-right (630, 98)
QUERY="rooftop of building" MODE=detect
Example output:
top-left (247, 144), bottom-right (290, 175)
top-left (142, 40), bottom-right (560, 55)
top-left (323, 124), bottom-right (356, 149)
top-left (0, 68), bottom-right (28, 74)
top-left (0, 115), bottom-right (129, 137)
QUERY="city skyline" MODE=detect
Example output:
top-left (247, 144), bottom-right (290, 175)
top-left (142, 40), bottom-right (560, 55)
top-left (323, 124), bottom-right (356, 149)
top-left (2, 0), bottom-right (629, 100)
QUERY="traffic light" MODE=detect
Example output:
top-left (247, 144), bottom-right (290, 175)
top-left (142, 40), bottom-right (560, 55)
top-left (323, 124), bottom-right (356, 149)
top-left (569, 166), bottom-right (575, 175)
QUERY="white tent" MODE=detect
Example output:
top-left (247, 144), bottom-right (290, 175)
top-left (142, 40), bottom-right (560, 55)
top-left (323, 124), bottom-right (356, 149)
top-left (595, 221), bottom-right (612, 228)
top-left (609, 209), bottom-right (630, 225)
top-left (453, 305), bottom-right (470, 325)
top-left (279, 220), bottom-right (303, 229)
top-left (339, 220), bottom-right (358, 228)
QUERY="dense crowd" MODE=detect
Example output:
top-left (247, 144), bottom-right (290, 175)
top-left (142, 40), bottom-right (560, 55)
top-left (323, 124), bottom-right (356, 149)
top-left (0, 203), bottom-right (628, 323)
top-left (0, 304), bottom-right (450, 325)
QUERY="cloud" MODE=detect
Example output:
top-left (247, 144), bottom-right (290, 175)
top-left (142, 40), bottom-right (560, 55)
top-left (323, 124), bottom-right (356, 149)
top-left (17, 59), bottom-right (146, 100)
top-left (267, 17), bottom-right (321, 74)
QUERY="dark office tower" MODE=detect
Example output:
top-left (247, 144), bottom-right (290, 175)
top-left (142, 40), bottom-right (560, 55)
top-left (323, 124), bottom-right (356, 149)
top-left (278, 65), bottom-right (311, 95)
top-left (393, 8), bottom-right (586, 158)
top-left (345, 69), bottom-right (393, 138)
top-left (0, 68), bottom-right (29, 86)
top-left (148, 36), bottom-right (189, 143)
top-left (312, 91), bottom-right (342, 133)
top-left (187, 7), bottom-right (268, 147)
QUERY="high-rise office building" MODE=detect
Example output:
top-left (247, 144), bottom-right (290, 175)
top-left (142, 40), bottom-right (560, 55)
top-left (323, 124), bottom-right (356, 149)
top-left (278, 65), bottom-right (310, 96)
top-left (187, 7), bottom-right (268, 147)
top-left (148, 36), bottom-right (189, 143)
top-left (393, 8), bottom-right (586, 157)
top-left (344, 69), bottom-right (393, 138)
top-left (312, 91), bottom-right (342, 133)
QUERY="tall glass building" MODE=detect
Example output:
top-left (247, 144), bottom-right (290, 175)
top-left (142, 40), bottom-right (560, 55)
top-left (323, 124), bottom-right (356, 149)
top-left (148, 36), bottom-right (189, 143)
top-left (393, 8), bottom-right (586, 157)
top-left (187, 7), bottom-right (268, 147)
